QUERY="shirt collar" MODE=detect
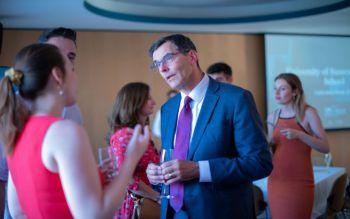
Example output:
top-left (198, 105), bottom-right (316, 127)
top-left (180, 73), bottom-right (209, 103)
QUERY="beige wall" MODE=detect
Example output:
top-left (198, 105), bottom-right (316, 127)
top-left (1, 29), bottom-right (349, 174)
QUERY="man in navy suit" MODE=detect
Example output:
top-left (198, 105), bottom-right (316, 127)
top-left (146, 34), bottom-right (272, 219)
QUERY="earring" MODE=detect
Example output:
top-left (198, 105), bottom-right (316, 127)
top-left (59, 90), bottom-right (64, 96)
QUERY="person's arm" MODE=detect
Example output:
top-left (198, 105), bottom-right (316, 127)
top-left (146, 163), bottom-right (163, 185)
top-left (111, 128), bottom-right (141, 190)
top-left (266, 112), bottom-right (278, 154)
top-left (159, 90), bottom-right (273, 185)
top-left (7, 174), bottom-right (27, 219)
top-left (0, 180), bottom-right (4, 218)
top-left (280, 107), bottom-right (330, 153)
top-left (110, 128), bottom-right (133, 174)
top-left (138, 181), bottom-right (159, 200)
top-left (208, 90), bottom-right (273, 184)
top-left (116, 131), bottom-right (160, 199)
top-left (43, 121), bottom-right (149, 219)
top-left (0, 147), bottom-right (7, 218)
top-left (161, 160), bottom-right (199, 184)
top-left (266, 112), bottom-right (276, 144)
top-left (305, 108), bottom-right (330, 153)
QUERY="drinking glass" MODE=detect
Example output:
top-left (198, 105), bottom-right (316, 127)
top-left (324, 153), bottom-right (332, 168)
top-left (98, 146), bottom-right (118, 177)
top-left (160, 148), bottom-right (173, 164)
top-left (159, 148), bottom-right (174, 199)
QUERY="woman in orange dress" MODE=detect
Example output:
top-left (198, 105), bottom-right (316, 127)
top-left (267, 73), bottom-right (330, 219)
top-left (107, 82), bottom-right (160, 219)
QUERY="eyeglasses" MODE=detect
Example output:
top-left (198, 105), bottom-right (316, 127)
top-left (150, 52), bottom-right (180, 70)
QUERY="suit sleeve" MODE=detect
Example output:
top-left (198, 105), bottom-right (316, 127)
top-left (209, 90), bottom-right (273, 185)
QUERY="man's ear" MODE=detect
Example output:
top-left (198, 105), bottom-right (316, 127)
top-left (51, 67), bottom-right (64, 86)
top-left (187, 50), bottom-right (198, 65)
top-left (227, 76), bottom-right (233, 83)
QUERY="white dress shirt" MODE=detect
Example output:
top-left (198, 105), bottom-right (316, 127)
top-left (175, 74), bottom-right (212, 182)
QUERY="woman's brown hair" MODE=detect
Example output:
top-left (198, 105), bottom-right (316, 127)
top-left (107, 82), bottom-right (150, 141)
top-left (0, 43), bottom-right (65, 154)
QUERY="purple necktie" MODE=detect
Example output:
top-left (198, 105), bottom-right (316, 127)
top-left (170, 96), bottom-right (192, 212)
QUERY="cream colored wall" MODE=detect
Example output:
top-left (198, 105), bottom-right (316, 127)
top-left (1, 29), bottom-right (349, 174)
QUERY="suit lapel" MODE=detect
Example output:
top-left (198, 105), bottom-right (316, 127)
top-left (162, 94), bottom-right (181, 150)
top-left (188, 79), bottom-right (219, 159)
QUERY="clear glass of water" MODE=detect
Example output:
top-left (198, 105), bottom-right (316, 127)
top-left (98, 146), bottom-right (118, 177)
top-left (324, 153), bottom-right (332, 168)
top-left (160, 148), bottom-right (173, 199)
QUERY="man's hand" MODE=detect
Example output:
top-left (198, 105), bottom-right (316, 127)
top-left (146, 163), bottom-right (164, 185)
top-left (160, 160), bottom-right (199, 185)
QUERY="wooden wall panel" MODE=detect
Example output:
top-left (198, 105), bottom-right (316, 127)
top-left (1, 29), bottom-right (349, 174)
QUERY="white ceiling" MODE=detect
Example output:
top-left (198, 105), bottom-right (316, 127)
top-left (1, 0), bottom-right (350, 35)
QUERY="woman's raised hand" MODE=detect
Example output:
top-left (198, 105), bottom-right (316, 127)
top-left (125, 124), bottom-right (149, 160)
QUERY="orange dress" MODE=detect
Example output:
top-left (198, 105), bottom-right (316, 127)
top-left (268, 116), bottom-right (314, 219)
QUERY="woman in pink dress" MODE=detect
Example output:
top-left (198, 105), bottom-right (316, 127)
top-left (108, 82), bottom-right (160, 219)
top-left (0, 44), bottom-right (149, 219)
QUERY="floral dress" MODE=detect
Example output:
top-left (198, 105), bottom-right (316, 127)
top-left (110, 127), bottom-right (159, 219)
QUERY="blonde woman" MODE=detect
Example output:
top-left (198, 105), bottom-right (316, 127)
top-left (267, 73), bottom-right (329, 219)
